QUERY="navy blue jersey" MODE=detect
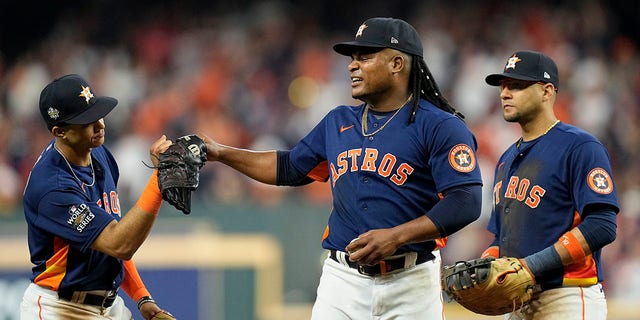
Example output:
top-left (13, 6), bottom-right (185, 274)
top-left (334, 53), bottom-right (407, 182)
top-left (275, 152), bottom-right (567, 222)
top-left (23, 140), bottom-right (124, 292)
top-left (488, 122), bottom-right (619, 288)
top-left (289, 99), bottom-right (482, 253)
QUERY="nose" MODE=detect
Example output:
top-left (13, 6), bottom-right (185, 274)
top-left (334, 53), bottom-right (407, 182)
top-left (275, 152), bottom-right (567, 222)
top-left (348, 59), bottom-right (358, 72)
top-left (499, 87), bottom-right (511, 100)
top-left (95, 118), bottom-right (105, 129)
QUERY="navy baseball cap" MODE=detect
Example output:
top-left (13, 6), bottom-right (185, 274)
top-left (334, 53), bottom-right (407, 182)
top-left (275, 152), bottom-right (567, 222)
top-left (39, 74), bottom-right (118, 130)
top-left (333, 17), bottom-right (423, 57)
top-left (485, 50), bottom-right (559, 90)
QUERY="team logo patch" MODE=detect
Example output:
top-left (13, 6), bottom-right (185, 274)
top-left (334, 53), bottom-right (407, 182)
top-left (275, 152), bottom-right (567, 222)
top-left (448, 144), bottom-right (476, 173)
top-left (47, 107), bottom-right (60, 119)
top-left (356, 23), bottom-right (367, 38)
top-left (505, 54), bottom-right (522, 70)
top-left (79, 85), bottom-right (94, 104)
top-left (67, 203), bottom-right (95, 233)
top-left (587, 168), bottom-right (613, 194)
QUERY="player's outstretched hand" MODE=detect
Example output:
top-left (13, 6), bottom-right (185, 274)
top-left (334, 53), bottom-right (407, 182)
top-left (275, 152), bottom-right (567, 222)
top-left (197, 133), bottom-right (224, 162)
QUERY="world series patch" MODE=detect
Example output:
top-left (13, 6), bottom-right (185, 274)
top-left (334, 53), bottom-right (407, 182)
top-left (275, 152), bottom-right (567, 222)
top-left (448, 144), bottom-right (476, 173)
top-left (67, 203), bottom-right (95, 233)
top-left (587, 168), bottom-right (613, 194)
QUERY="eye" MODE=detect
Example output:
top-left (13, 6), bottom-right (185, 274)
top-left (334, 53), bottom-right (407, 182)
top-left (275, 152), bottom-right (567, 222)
top-left (501, 80), bottom-right (534, 90)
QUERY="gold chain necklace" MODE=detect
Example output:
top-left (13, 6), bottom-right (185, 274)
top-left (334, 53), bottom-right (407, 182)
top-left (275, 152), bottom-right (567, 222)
top-left (544, 119), bottom-right (560, 135)
top-left (361, 95), bottom-right (413, 137)
top-left (54, 144), bottom-right (96, 187)
top-left (517, 119), bottom-right (560, 148)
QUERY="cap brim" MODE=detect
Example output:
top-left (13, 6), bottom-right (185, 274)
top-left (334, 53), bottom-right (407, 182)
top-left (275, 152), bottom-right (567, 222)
top-left (485, 73), bottom-right (540, 86)
top-left (333, 41), bottom-right (385, 56)
top-left (66, 96), bottom-right (118, 125)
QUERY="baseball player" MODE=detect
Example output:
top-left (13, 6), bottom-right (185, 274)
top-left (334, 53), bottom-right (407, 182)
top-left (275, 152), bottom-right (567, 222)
top-left (21, 74), bottom-right (175, 319)
top-left (482, 51), bottom-right (619, 319)
top-left (199, 17), bottom-right (482, 319)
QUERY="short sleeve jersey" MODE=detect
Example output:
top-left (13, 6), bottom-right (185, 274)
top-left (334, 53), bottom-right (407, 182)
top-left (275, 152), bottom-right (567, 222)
top-left (487, 122), bottom-right (619, 289)
top-left (289, 99), bottom-right (482, 253)
top-left (23, 140), bottom-right (124, 292)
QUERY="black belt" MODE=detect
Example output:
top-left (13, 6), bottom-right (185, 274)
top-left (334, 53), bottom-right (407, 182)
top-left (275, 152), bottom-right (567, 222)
top-left (330, 250), bottom-right (435, 276)
top-left (58, 289), bottom-right (117, 308)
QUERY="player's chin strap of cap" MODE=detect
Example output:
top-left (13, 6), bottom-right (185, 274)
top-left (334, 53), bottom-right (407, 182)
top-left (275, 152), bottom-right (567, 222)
top-left (330, 250), bottom-right (435, 276)
top-left (58, 289), bottom-right (118, 308)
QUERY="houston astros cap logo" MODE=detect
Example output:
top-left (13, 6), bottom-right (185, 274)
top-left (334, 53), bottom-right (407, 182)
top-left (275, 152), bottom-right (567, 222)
top-left (79, 85), bottom-right (94, 104)
top-left (448, 144), bottom-right (476, 173)
top-left (505, 54), bottom-right (522, 70)
top-left (356, 23), bottom-right (367, 38)
top-left (587, 168), bottom-right (613, 194)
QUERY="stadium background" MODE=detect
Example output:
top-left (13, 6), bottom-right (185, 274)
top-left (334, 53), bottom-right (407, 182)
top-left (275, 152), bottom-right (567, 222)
top-left (1, 0), bottom-right (639, 319)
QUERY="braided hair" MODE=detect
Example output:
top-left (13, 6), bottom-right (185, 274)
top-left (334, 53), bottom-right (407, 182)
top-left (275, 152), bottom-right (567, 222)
top-left (407, 56), bottom-right (464, 124)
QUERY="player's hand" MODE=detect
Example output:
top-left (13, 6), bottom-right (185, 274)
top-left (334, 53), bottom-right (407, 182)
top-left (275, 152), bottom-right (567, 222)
top-left (345, 228), bottom-right (400, 266)
top-left (198, 133), bottom-right (223, 162)
top-left (149, 135), bottom-right (173, 167)
top-left (140, 301), bottom-right (176, 319)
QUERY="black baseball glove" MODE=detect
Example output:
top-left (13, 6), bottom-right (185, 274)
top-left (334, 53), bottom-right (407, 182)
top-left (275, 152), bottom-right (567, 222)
top-left (157, 134), bottom-right (207, 214)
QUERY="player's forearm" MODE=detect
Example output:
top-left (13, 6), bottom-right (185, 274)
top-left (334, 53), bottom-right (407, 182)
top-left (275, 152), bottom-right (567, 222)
top-left (92, 173), bottom-right (161, 259)
top-left (392, 215), bottom-right (443, 245)
top-left (91, 209), bottom-right (156, 260)
top-left (215, 145), bottom-right (278, 184)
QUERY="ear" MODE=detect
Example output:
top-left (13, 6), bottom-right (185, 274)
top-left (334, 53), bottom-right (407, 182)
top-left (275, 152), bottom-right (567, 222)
top-left (52, 126), bottom-right (65, 138)
top-left (390, 54), bottom-right (407, 74)
top-left (541, 83), bottom-right (556, 100)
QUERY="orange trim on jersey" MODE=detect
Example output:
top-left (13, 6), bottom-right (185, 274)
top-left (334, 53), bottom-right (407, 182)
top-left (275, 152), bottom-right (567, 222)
top-left (307, 160), bottom-right (329, 182)
top-left (435, 237), bottom-right (448, 249)
top-left (434, 192), bottom-right (448, 249)
top-left (562, 256), bottom-right (599, 286)
top-left (571, 210), bottom-right (582, 228)
top-left (33, 239), bottom-right (69, 291)
top-left (121, 259), bottom-right (150, 302)
top-left (481, 246), bottom-right (500, 258)
top-left (321, 225), bottom-right (330, 241)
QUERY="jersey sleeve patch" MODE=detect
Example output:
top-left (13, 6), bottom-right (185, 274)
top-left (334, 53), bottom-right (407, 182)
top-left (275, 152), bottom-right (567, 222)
top-left (448, 144), bottom-right (476, 173)
top-left (67, 203), bottom-right (96, 233)
top-left (587, 168), bottom-right (613, 194)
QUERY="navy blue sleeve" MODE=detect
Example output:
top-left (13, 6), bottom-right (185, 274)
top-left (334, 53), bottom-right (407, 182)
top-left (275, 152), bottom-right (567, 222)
top-left (425, 183), bottom-right (482, 237)
top-left (578, 204), bottom-right (617, 251)
top-left (276, 150), bottom-right (314, 186)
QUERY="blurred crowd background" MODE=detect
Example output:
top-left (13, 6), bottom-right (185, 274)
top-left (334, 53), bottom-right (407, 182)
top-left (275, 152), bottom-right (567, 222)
top-left (1, 0), bottom-right (639, 307)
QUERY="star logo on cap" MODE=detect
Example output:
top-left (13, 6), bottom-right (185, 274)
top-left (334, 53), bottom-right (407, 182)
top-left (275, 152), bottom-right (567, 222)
top-left (505, 54), bottom-right (522, 70)
top-left (47, 107), bottom-right (60, 119)
top-left (355, 23), bottom-right (367, 38)
top-left (79, 85), bottom-right (94, 104)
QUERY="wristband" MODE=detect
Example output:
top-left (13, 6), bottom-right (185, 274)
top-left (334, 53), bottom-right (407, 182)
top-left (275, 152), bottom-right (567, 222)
top-left (137, 295), bottom-right (156, 310)
top-left (559, 231), bottom-right (587, 263)
top-left (135, 170), bottom-right (162, 215)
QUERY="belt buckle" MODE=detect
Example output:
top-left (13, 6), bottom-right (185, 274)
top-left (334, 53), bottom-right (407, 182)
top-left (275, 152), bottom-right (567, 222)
top-left (102, 290), bottom-right (117, 308)
top-left (357, 261), bottom-right (390, 276)
top-left (357, 264), bottom-right (379, 276)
